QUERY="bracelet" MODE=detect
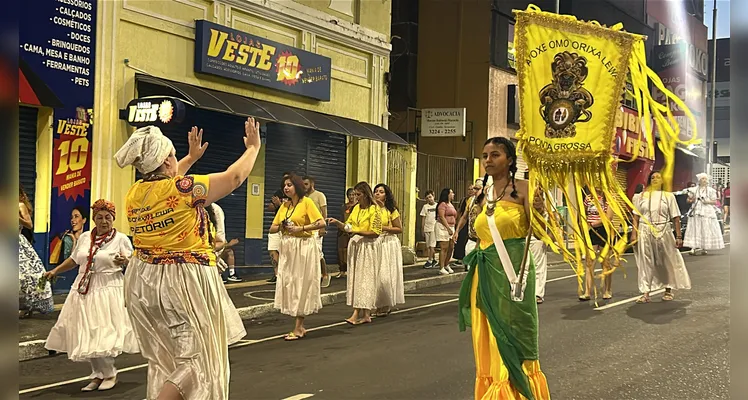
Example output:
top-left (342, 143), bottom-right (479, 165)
top-left (302, 225), bottom-right (306, 232)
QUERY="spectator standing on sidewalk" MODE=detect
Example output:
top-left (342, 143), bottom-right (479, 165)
top-left (454, 181), bottom-right (484, 271)
top-left (419, 190), bottom-right (438, 268)
top-left (327, 181), bottom-right (382, 325)
top-left (336, 188), bottom-right (356, 278)
top-left (435, 188), bottom-right (457, 275)
top-left (373, 183), bottom-right (405, 316)
top-left (304, 176), bottom-right (331, 288)
top-left (44, 199), bottom-right (139, 392)
top-left (453, 184), bottom-right (477, 267)
top-left (270, 174), bottom-right (326, 340)
top-left (723, 182), bottom-right (730, 225)
top-left (266, 172), bottom-right (291, 284)
top-left (209, 202), bottom-right (241, 283)
top-left (19, 186), bottom-right (54, 318)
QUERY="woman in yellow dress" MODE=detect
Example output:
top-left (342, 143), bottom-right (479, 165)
top-left (326, 181), bottom-right (382, 325)
top-left (269, 174), bottom-right (326, 340)
top-left (458, 137), bottom-right (550, 400)
top-left (373, 183), bottom-right (405, 316)
top-left (114, 120), bottom-right (260, 400)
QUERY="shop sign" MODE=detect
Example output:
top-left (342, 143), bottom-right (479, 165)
top-left (194, 20), bottom-right (332, 101)
top-left (19, 0), bottom-right (97, 278)
top-left (122, 97), bottom-right (187, 127)
top-left (421, 108), bottom-right (466, 137)
top-left (613, 107), bottom-right (654, 161)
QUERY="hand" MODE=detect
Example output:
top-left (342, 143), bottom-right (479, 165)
top-left (43, 270), bottom-right (56, 280)
top-left (676, 238), bottom-right (683, 248)
top-left (113, 253), bottom-right (128, 266)
top-left (326, 218), bottom-right (341, 227)
top-left (630, 231), bottom-right (637, 243)
top-left (319, 228), bottom-right (327, 236)
top-left (452, 231), bottom-right (459, 243)
top-left (228, 238), bottom-right (240, 247)
top-left (187, 126), bottom-right (209, 160)
top-left (244, 117), bottom-right (261, 150)
top-left (287, 225), bottom-right (303, 234)
top-left (271, 196), bottom-right (281, 207)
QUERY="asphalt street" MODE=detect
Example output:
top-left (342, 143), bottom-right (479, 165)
top-left (19, 249), bottom-right (729, 399)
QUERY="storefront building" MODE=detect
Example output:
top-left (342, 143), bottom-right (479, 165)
top-left (21, 0), bottom-right (402, 288)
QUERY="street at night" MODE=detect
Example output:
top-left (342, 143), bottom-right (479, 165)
top-left (19, 250), bottom-right (729, 400)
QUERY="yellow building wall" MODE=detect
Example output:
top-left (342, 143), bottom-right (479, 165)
top-left (33, 108), bottom-right (54, 233)
top-left (93, 0), bottom-right (391, 235)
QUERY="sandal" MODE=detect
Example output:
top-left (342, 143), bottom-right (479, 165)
top-left (284, 332), bottom-right (305, 341)
top-left (536, 296), bottom-right (544, 304)
top-left (578, 295), bottom-right (591, 302)
top-left (636, 296), bottom-right (650, 304)
top-left (662, 292), bottom-right (674, 301)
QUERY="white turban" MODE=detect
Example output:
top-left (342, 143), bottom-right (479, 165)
top-left (696, 173), bottom-right (709, 182)
top-left (114, 126), bottom-right (175, 174)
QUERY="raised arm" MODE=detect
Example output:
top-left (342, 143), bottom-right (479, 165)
top-left (206, 117), bottom-right (261, 205)
top-left (19, 203), bottom-right (33, 230)
top-left (178, 126), bottom-right (209, 176)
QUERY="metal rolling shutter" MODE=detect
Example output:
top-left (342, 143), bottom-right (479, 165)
top-left (307, 130), bottom-right (346, 264)
top-left (612, 166), bottom-right (628, 231)
top-left (155, 110), bottom-right (248, 265)
top-left (263, 123), bottom-right (346, 265)
top-left (19, 106), bottom-right (38, 206)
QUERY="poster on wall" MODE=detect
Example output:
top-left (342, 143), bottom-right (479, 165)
top-left (19, 0), bottom-right (97, 289)
top-left (194, 20), bottom-right (332, 101)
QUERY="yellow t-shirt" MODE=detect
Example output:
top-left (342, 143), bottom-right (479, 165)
top-left (125, 175), bottom-right (216, 265)
top-left (379, 207), bottom-right (401, 227)
top-left (348, 204), bottom-right (382, 235)
top-left (272, 197), bottom-right (324, 238)
top-left (474, 200), bottom-right (529, 250)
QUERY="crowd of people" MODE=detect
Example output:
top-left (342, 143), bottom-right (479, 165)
top-left (16, 120), bottom-right (728, 399)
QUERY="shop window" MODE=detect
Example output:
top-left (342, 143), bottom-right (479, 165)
top-left (490, 10), bottom-right (515, 71)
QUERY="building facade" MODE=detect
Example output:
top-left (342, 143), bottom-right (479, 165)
top-left (20, 0), bottom-right (402, 289)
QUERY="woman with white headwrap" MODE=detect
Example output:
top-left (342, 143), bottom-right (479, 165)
top-left (115, 120), bottom-right (260, 400)
top-left (683, 173), bottom-right (724, 255)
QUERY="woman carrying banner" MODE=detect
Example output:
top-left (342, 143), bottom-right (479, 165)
top-left (631, 171), bottom-right (691, 303)
top-left (115, 121), bottom-right (259, 400)
top-left (458, 137), bottom-right (550, 400)
top-left (43, 199), bottom-right (139, 392)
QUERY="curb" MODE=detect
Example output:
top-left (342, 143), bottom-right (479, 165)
top-left (20, 271), bottom-right (468, 362)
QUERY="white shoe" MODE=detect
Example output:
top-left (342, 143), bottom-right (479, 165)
top-left (98, 377), bottom-right (117, 391)
top-left (446, 266), bottom-right (455, 274)
top-left (81, 379), bottom-right (101, 392)
top-left (438, 268), bottom-right (450, 275)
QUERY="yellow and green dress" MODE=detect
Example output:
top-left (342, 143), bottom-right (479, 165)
top-left (345, 204), bottom-right (382, 309)
top-left (459, 200), bottom-right (550, 400)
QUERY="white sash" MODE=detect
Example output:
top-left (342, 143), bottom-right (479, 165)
top-left (485, 191), bottom-right (532, 301)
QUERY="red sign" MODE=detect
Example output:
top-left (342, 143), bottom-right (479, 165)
top-left (51, 116), bottom-right (92, 201)
top-left (613, 107), bottom-right (654, 162)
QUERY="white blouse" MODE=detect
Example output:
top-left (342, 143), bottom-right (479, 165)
top-left (70, 231), bottom-right (133, 274)
top-left (636, 191), bottom-right (681, 226)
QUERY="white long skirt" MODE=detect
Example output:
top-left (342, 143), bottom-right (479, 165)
top-left (374, 234), bottom-right (405, 308)
top-left (635, 225), bottom-right (692, 294)
top-left (274, 235), bottom-right (322, 317)
top-left (124, 258), bottom-right (246, 400)
top-left (684, 215), bottom-right (724, 250)
top-left (45, 272), bottom-right (140, 361)
top-left (530, 240), bottom-right (548, 299)
top-left (347, 235), bottom-right (380, 309)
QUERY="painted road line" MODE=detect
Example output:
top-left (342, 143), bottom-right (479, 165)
top-left (546, 269), bottom-right (601, 283)
top-left (18, 298), bottom-right (460, 395)
top-left (593, 288), bottom-right (667, 311)
top-left (282, 394), bottom-right (315, 400)
top-left (404, 293), bottom-right (459, 297)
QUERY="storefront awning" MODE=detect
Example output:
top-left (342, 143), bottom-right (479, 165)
top-left (134, 74), bottom-right (407, 146)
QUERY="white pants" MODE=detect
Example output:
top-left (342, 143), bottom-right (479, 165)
top-left (88, 357), bottom-right (116, 379)
top-left (530, 239), bottom-right (547, 299)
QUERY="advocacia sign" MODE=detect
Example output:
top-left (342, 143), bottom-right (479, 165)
top-left (194, 20), bottom-right (332, 101)
top-left (421, 108), bottom-right (466, 137)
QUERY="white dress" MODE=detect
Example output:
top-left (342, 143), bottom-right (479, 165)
top-left (634, 192), bottom-right (692, 293)
top-left (274, 234), bottom-right (322, 317)
top-left (45, 231), bottom-right (140, 361)
top-left (683, 186), bottom-right (724, 250)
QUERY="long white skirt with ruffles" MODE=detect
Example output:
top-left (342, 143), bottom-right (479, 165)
top-left (274, 235), bottom-right (322, 317)
top-left (374, 234), bottom-right (405, 308)
top-left (124, 258), bottom-right (246, 400)
top-left (45, 271), bottom-right (139, 361)
top-left (347, 235), bottom-right (380, 309)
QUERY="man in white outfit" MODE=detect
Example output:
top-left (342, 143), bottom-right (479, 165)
top-left (304, 176), bottom-right (330, 288)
